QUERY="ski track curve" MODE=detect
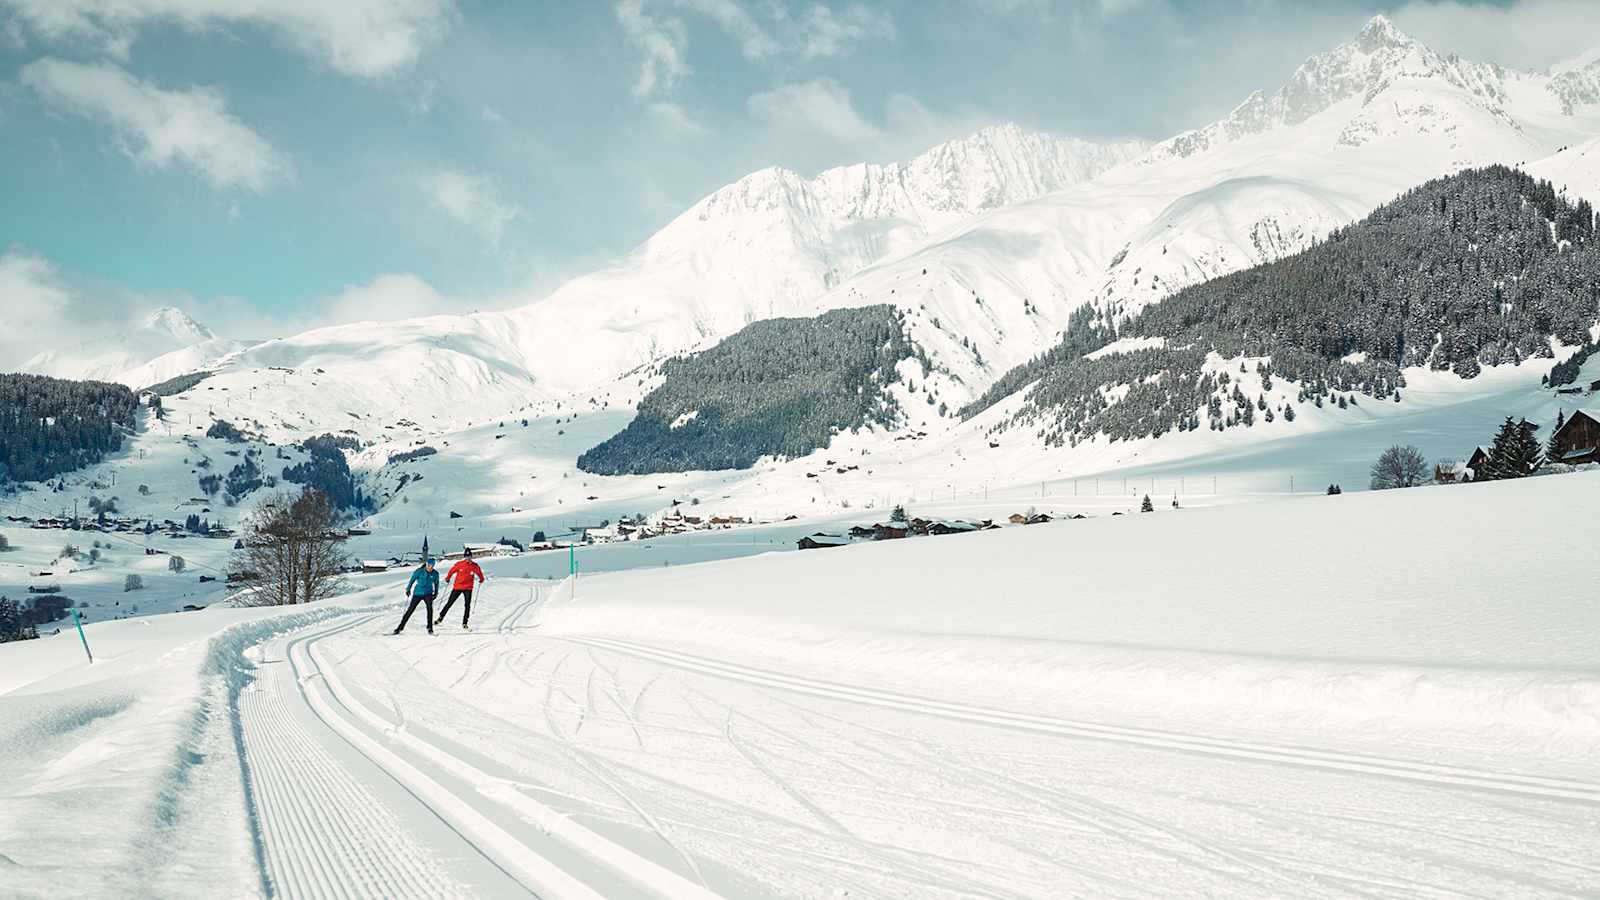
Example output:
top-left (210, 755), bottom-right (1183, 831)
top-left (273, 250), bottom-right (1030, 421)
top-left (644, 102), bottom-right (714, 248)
top-left (256, 599), bottom-right (723, 900)
top-left (559, 636), bottom-right (1600, 807)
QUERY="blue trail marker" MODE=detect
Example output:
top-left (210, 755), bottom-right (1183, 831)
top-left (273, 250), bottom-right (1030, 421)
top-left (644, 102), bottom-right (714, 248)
top-left (71, 608), bottom-right (93, 663)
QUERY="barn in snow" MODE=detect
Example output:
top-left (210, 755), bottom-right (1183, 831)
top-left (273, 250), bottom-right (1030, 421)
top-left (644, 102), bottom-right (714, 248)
top-left (1550, 408), bottom-right (1600, 465)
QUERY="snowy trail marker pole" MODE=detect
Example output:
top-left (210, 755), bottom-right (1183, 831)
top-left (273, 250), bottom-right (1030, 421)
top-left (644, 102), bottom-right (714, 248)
top-left (71, 609), bottom-right (93, 663)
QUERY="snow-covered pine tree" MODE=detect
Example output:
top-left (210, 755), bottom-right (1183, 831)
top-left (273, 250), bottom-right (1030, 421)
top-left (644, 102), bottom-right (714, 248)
top-left (1511, 418), bottom-right (1543, 475)
top-left (1547, 410), bottom-right (1565, 463)
top-left (1140, 495), bottom-right (1154, 513)
top-left (1481, 417), bottom-right (1519, 480)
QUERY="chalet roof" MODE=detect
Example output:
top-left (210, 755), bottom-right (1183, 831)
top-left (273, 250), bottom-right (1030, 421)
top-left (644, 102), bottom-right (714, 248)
top-left (1552, 408), bottom-right (1600, 441)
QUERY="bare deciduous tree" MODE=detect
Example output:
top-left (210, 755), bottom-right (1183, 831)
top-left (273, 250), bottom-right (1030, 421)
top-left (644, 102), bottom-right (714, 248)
top-left (1370, 444), bottom-right (1428, 490)
top-left (232, 490), bottom-right (348, 606)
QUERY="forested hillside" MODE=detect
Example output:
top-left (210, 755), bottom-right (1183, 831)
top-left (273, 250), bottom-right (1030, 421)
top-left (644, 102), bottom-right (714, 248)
top-left (964, 166), bottom-right (1600, 446)
top-left (579, 306), bottom-right (919, 474)
top-left (0, 374), bottom-right (140, 483)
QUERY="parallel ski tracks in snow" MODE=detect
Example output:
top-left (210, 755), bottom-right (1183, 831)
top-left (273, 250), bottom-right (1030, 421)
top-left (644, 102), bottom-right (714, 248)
top-left (240, 617), bottom-right (464, 900)
top-left (241, 589), bottom-right (722, 900)
top-left (562, 636), bottom-right (1600, 807)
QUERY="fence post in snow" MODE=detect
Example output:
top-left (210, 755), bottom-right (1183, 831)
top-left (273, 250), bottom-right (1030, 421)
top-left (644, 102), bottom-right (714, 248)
top-left (71, 609), bottom-right (93, 663)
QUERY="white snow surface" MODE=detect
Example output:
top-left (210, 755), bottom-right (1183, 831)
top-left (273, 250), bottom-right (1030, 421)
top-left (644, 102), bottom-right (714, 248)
top-left (1, 471), bottom-right (1597, 898)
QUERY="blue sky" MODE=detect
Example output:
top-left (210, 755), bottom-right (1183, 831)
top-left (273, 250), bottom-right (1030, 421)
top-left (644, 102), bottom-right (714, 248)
top-left (1, 0), bottom-right (1595, 351)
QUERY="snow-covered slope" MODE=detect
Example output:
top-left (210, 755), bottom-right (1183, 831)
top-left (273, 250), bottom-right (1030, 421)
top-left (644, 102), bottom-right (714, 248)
top-left (23, 307), bottom-right (247, 387)
top-left (1529, 134), bottom-right (1600, 199)
top-left (3, 470), bottom-right (1597, 897)
top-left (795, 17), bottom-right (1600, 414)
top-left (488, 124), bottom-right (1147, 394)
top-left (103, 126), bottom-right (1145, 437)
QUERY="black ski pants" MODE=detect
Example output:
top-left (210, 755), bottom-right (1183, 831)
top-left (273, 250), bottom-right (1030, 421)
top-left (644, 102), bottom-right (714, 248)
top-left (437, 587), bottom-right (473, 626)
top-left (397, 593), bottom-right (436, 633)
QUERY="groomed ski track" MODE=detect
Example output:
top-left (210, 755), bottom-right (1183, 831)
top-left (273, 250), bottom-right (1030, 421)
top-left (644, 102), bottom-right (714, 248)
top-left (240, 581), bottom-right (1600, 899)
top-left (239, 583), bottom-right (722, 899)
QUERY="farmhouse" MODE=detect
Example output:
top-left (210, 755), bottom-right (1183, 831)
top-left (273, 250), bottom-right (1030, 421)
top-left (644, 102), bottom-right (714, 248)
top-left (1550, 408), bottom-right (1600, 464)
top-left (1465, 446), bottom-right (1492, 478)
top-left (797, 533), bottom-right (850, 550)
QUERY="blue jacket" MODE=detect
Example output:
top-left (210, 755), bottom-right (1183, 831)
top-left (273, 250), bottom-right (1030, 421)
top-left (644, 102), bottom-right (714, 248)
top-left (406, 565), bottom-right (440, 597)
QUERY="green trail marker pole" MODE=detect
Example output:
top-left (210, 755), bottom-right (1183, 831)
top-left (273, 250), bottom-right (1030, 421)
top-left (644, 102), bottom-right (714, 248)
top-left (71, 609), bottom-right (93, 663)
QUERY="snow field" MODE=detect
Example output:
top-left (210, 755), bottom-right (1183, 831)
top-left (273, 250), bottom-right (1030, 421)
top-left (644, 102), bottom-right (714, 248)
top-left (539, 470), bottom-right (1600, 770)
top-left (3, 469), bottom-right (1599, 897)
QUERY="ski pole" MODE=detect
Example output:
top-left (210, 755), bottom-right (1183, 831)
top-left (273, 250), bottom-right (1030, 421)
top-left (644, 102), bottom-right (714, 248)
top-left (71, 608), bottom-right (93, 663)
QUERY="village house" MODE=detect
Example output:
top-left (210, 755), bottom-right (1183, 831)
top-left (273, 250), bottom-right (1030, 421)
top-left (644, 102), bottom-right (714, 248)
top-left (797, 533), bottom-right (850, 550)
top-left (1465, 445), bottom-right (1493, 479)
top-left (928, 520), bottom-right (979, 536)
top-left (1549, 408), bottom-right (1600, 465)
top-left (873, 523), bottom-right (908, 540)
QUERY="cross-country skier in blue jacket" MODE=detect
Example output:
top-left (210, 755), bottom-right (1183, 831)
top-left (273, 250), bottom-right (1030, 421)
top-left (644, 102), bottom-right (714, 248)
top-left (394, 558), bottom-right (440, 635)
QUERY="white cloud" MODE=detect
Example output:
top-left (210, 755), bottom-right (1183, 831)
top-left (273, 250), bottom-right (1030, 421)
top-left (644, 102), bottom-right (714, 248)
top-left (675, 0), bottom-right (779, 58)
top-left (618, 1), bottom-right (891, 99)
top-left (321, 272), bottom-right (451, 325)
top-left (747, 78), bottom-right (880, 144)
top-left (0, 0), bottom-right (454, 78)
top-left (21, 58), bottom-right (290, 192)
top-left (647, 99), bottom-right (707, 136)
top-left (616, 0), bottom-right (689, 98)
top-left (798, 3), bottom-right (893, 58)
top-left (0, 246), bottom-right (205, 364)
top-left (1390, 0), bottom-right (1600, 71)
top-left (0, 248), bottom-right (74, 340)
top-left (421, 168), bottom-right (524, 247)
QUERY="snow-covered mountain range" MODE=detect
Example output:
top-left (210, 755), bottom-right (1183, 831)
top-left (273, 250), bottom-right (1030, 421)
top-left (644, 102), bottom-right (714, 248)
top-left (16, 17), bottom-right (1600, 505)
top-left (23, 307), bottom-right (246, 387)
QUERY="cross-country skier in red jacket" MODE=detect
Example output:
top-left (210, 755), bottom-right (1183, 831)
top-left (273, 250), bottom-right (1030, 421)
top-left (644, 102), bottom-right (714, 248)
top-left (435, 548), bottom-right (486, 630)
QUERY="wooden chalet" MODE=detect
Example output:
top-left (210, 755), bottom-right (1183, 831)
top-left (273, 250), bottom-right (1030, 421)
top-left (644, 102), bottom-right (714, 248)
top-left (797, 533), bottom-right (849, 550)
top-left (1465, 446), bottom-right (1492, 479)
top-left (1550, 408), bottom-right (1600, 465)
top-left (928, 520), bottom-right (979, 536)
top-left (873, 524), bottom-right (908, 540)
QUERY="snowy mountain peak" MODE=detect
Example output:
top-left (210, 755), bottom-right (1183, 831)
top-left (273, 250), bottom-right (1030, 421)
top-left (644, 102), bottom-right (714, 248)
top-left (141, 307), bottom-right (214, 342)
top-left (1354, 14), bottom-right (1412, 51)
top-left (1148, 16), bottom-right (1509, 161)
top-left (675, 124), bottom-right (1146, 235)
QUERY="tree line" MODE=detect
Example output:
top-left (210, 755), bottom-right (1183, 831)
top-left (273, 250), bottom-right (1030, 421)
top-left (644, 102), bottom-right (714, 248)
top-left (963, 166), bottom-right (1600, 447)
top-left (0, 374), bottom-right (139, 483)
top-left (579, 305), bottom-right (921, 474)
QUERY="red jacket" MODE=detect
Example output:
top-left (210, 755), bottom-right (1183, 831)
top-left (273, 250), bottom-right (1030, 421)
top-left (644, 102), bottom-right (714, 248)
top-left (446, 559), bottom-right (485, 591)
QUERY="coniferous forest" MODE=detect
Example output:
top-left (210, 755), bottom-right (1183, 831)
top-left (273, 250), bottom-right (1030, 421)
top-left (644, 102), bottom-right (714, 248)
top-left (579, 305), bottom-right (919, 473)
top-left (0, 374), bottom-right (140, 483)
top-left (963, 166), bottom-right (1600, 446)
